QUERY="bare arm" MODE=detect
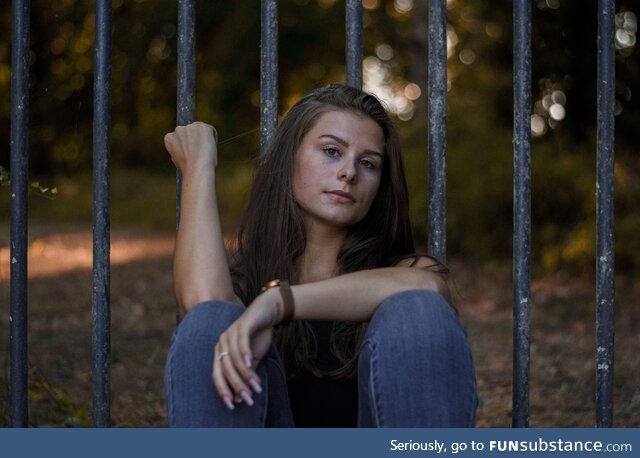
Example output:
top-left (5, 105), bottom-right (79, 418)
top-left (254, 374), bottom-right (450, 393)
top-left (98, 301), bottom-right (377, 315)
top-left (164, 122), bottom-right (240, 316)
top-left (290, 260), bottom-right (450, 322)
top-left (212, 260), bottom-right (450, 408)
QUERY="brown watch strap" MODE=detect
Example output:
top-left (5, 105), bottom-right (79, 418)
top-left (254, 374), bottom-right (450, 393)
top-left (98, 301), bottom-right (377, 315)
top-left (277, 280), bottom-right (294, 326)
top-left (261, 279), bottom-right (295, 326)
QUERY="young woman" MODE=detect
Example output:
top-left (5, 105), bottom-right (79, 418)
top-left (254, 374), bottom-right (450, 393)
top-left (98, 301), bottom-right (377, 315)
top-left (163, 84), bottom-right (477, 427)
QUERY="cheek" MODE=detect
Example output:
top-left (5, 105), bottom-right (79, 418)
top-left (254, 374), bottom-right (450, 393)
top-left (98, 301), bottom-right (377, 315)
top-left (355, 177), bottom-right (382, 220)
top-left (362, 174), bottom-right (382, 203)
top-left (292, 173), bottom-right (304, 203)
top-left (292, 162), bottom-right (314, 203)
top-left (292, 154), bottom-right (331, 196)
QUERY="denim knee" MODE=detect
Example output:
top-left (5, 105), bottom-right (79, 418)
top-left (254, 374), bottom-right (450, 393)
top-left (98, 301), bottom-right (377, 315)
top-left (165, 299), bottom-right (246, 386)
top-left (367, 289), bottom-right (462, 345)
top-left (357, 289), bottom-right (477, 427)
top-left (164, 300), bottom-right (246, 426)
top-left (177, 300), bottom-right (245, 340)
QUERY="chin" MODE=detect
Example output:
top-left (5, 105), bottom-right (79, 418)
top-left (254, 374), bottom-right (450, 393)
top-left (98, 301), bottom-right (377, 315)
top-left (330, 215), bottom-right (365, 228)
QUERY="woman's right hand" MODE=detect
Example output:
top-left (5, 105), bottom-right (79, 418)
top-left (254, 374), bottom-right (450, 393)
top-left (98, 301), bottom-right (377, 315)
top-left (164, 122), bottom-right (218, 174)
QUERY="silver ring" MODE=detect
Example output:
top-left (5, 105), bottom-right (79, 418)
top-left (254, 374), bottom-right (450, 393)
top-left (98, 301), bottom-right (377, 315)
top-left (217, 351), bottom-right (230, 361)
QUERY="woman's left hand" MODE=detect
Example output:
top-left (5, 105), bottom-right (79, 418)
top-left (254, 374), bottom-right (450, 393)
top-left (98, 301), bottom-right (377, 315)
top-left (211, 288), bottom-right (282, 410)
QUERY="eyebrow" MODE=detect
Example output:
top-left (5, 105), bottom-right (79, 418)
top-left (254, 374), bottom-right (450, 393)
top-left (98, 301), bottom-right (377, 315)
top-left (318, 134), bottom-right (384, 158)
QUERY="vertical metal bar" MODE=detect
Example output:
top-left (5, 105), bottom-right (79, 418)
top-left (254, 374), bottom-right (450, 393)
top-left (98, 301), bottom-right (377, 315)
top-left (345, 0), bottom-right (362, 88)
top-left (176, 0), bottom-right (196, 324)
top-left (596, 0), bottom-right (615, 428)
top-left (92, 0), bottom-right (112, 428)
top-left (512, 0), bottom-right (532, 429)
top-left (427, 0), bottom-right (447, 264)
top-left (177, 0), bottom-right (196, 130)
top-left (9, 0), bottom-right (30, 428)
top-left (176, 0), bottom-right (196, 216)
top-left (261, 0), bottom-right (278, 157)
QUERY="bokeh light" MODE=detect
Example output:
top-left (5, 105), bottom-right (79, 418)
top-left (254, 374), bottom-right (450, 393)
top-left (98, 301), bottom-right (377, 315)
top-left (615, 11), bottom-right (637, 54)
top-left (447, 27), bottom-right (459, 59)
top-left (404, 83), bottom-right (421, 100)
top-left (393, 0), bottom-right (414, 14)
top-left (459, 49), bottom-right (476, 65)
top-left (363, 48), bottom-right (419, 121)
top-left (375, 43), bottom-right (394, 61)
top-left (363, 0), bottom-right (379, 10)
top-left (531, 79), bottom-right (568, 137)
top-left (531, 114), bottom-right (547, 136)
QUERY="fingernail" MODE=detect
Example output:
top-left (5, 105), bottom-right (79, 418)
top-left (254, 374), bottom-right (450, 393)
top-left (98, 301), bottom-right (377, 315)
top-left (241, 390), bottom-right (254, 406)
top-left (234, 395), bottom-right (243, 404)
top-left (249, 378), bottom-right (262, 394)
top-left (223, 396), bottom-right (235, 411)
top-left (244, 354), bottom-right (252, 368)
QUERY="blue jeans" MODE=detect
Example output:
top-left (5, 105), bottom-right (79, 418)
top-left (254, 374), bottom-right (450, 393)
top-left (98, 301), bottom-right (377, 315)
top-left (164, 290), bottom-right (477, 427)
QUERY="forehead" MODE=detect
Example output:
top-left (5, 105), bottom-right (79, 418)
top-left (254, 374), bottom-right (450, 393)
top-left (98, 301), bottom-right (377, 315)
top-left (305, 110), bottom-right (385, 152)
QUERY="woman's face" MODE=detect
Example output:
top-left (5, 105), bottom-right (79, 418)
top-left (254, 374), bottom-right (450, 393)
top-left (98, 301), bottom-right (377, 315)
top-left (292, 109), bottom-right (385, 232)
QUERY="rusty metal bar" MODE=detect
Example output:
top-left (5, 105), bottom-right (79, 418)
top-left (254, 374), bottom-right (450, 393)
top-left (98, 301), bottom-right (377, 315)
top-left (92, 0), bottom-right (112, 428)
top-left (512, 0), bottom-right (532, 429)
top-left (9, 0), bottom-right (30, 428)
top-left (427, 0), bottom-right (447, 264)
top-left (177, 0), bottom-right (196, 130)
top-left (596, 0), bottom-right (615, 428)
top-left (261, 0), bottom-right (278, 156)
top-left (175, 0), bottom-right (196, 324)
top-left (345, 0), bottom-right (362, 88)
top-left (176, 0), bottom-right (196, 218)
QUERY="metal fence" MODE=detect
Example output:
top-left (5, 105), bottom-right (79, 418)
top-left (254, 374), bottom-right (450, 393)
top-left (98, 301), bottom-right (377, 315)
top-left (8, 0), bottom-right (616, 428)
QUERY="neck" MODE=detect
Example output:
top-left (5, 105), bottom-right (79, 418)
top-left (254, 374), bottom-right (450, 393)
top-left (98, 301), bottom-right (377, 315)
top-left (298, 222), bottom-right (347, 284)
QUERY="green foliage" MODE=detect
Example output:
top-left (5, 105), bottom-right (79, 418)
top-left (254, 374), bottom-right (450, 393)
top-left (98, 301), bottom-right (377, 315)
top-left (0, 164), bottom-right (8, 187)
top-left (0, 165), bottom-right (59, 199)
top-left (28, 379), bottom-right (92, 428)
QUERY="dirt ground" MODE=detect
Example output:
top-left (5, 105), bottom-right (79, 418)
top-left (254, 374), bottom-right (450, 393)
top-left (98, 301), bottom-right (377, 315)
top-left (0, 225), bottom-right (638, 427)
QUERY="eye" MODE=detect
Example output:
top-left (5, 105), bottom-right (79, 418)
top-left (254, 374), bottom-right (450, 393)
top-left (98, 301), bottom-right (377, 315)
top-left (359, 158), bottom-right (376, 169)
top-left (323, 146), bottom-right (340, 158)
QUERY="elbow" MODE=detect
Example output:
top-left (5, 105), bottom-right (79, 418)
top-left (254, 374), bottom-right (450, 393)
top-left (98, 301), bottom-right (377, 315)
top-left (412, 269), bottom-right (452, 305)
top-left (174, 282), bottom-right (238, 317)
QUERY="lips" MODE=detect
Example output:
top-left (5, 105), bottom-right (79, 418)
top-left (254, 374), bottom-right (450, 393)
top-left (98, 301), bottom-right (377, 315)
top-left (326, 190), bottom-right (355, 203)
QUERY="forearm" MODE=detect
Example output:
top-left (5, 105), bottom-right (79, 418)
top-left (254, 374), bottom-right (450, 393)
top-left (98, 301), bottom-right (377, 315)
top-left (289, 267), bottom-right (450, 322)
top-left (173, 168), bottom-right (236, 313)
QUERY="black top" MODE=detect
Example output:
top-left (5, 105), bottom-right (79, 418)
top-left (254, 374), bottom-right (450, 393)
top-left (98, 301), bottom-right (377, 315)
top-left (286, 320), bottom-right (359, 427)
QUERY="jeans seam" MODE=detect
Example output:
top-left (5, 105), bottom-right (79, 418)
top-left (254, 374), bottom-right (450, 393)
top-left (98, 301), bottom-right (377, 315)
top-left (366, 340), bottom-right (382, 427)
top-left (262, 369), bottom-right (269, 427)
top-left (362, 289), bottom-right (478, 427)
top-left (466, 350), bottom-right (478, 427)
top-left (166, 338), bottom-right (175, 425)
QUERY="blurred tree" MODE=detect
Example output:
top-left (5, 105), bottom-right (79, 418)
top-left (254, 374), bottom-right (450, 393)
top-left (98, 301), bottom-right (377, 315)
top-left (1, 0), bottom-right (639, 271)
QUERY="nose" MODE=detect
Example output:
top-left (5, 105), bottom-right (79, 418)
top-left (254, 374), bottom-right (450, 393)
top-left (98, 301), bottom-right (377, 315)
top-left (338, 161), bottom-right (357, 183)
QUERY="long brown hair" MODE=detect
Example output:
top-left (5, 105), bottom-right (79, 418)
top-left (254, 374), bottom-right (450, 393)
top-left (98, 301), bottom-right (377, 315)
top-left (230, 84), bottom-right (416, 378)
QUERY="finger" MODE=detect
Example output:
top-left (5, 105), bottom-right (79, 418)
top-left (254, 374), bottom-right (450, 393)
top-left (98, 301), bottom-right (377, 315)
top-left (192, 121), bottom-right (217, 143)
top-left (236, 322), bottom-right (261, 375)
top-left (212, 343), bottom-right (235, 411)
top-left (220, 355), bottom-right (255, 406)
top-left (163, 132), bottom-right (174, 150)
top-left (218, 333), bottom-right (254, 406)
top-left (228, 324), bottom-right (261, 393)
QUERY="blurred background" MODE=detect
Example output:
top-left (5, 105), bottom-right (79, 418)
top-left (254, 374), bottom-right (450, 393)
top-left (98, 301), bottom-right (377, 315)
top-left (0, 0), bottom-right (639, 427)
top-left (0, 0), bottom-right (639, 271)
